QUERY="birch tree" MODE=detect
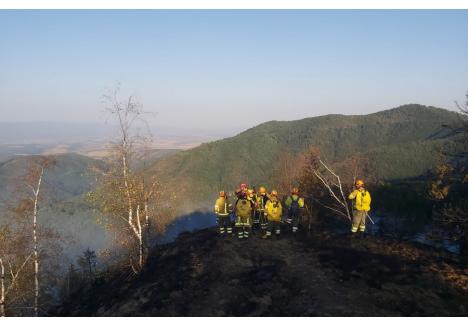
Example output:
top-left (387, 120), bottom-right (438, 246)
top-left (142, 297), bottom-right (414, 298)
top-left (24, 156), bottom-right (55, 316)
top-left (0, 249), bottom-right (32, 317)
top-left (300, 146), bottom-right (352, 221)
top-left (0, 258), bottom-right (4, 317)
top-left (0, 156), bottom-right (59, 316)
top-left (0, 224), bottom-right (33, 317)
top-left (88, 88), bottom-right (158, 273)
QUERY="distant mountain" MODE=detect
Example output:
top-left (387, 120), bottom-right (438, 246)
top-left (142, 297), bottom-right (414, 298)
top-left (0, 153), bottom-right (105, 202)
top-left (0, 153), bottom-right (111, 261)
top-left (0, 150), bottom-right (183, 262)
top-left (146, 104), bottom-right (467, 213)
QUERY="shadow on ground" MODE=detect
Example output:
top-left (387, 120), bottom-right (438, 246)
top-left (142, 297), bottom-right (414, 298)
top-left (54, 223), bottom-right (468, 317)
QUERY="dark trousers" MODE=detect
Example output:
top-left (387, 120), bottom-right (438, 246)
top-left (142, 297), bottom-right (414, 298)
top-left (257, 211), bottom-right (268, 230)
top-left (290, 213), bottom-right (301, 232)
top-left (266, 221), bottom-right (281, 235)
top-left (217, 215), bottom-right (232, 234)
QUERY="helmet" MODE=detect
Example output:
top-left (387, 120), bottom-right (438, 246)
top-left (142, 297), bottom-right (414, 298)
top-left (259, 186), bottom-right (266, 195)
top-left (219, 191), bottom-right (226, 197)
top-left (291, 187), bottom-right (299, 195)
top-left (236, 188), bottom-right (246, 199)
top-left (270, 189), bottom-right (278, 197)
top-left (356, 180), bottom-right (365, 187)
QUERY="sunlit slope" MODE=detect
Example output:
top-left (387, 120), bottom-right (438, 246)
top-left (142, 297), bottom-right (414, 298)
top-left (146, 104), bottom-right (467, 211)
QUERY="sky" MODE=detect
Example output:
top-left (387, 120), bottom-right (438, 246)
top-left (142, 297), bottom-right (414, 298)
top-left (1, 10), bottom-right (467, 135)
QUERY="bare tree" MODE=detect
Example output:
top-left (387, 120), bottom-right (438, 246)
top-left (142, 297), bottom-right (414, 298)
top-left (313, 164), bottom-right (350, 219)
top-left (88, 88), bottom-right (158, 273)
top-left (300, 146), bottom-right (351, 221)
top-left (428, 92), bottom-right (468, 259)
top-left (272, 151), bottom-right (306, 195)
top-left (0, 242), bottom-right (32, 317)
top-left (0, 156), bottom-right (60, 317)
top-left (0, 207), bottom-right (34, 316)
top-left (23, 157), bottom-right (55, 316)
top-left (455, 91), bottom-right (468, 146)
top-left (0, 221), bottom-right (34, 316)
top-left (0, 258), bottom-right (3, 317)
top-left (78, 249), bottom-right (97, 280)
top-left (333, 154), bottom-right (375, 192)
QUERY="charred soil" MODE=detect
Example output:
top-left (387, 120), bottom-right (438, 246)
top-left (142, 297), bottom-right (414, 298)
top-left (53, 227), bottom-right (468, 316)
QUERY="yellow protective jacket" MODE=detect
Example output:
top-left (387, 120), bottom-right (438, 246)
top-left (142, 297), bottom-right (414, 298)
top-left (265, 199), bottom-right (283, 222)
top-left (236, 199), bottom-right (252, 219)
top-left (214, 197), bottom-right (230, 216)
top-left (348, 189), bottom-right (371, 212)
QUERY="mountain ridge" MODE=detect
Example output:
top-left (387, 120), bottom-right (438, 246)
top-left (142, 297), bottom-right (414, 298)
top-left (145, 104), bottom-right (467, 213)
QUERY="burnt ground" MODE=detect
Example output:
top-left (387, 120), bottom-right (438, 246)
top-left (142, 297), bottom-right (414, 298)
top-left (53, 227), bottom-right (468, 316)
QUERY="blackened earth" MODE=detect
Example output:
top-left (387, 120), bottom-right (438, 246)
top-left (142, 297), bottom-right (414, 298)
top-left (53, 226), bottom-right (468, 316)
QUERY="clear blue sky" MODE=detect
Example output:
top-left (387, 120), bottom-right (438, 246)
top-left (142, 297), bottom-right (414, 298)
top-left (1, 10), bottom-right (467, 134)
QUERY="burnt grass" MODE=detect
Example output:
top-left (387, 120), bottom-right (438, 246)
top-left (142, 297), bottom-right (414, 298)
top-left (53, 226), bottom-right (468, 316)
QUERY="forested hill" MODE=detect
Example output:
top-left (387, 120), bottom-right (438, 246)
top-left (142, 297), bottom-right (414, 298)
top-left (0, 153), bottom-right (112, 260)
top-left (0, 153), bottom-right (105, 204)
top-left (145, 104), bottom-right (467, 212)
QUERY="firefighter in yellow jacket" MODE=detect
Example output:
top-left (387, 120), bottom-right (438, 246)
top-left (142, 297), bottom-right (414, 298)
top-left (255, 186), bottom-right (269, 230)
top-left (214, 191), bottom-right (232, 235)
top-left (263, 190), bottom-right (283, 238)
top-left (235, 192), bottom-right (253, 239)
top-left (348, 180), bottom-right (372, 233)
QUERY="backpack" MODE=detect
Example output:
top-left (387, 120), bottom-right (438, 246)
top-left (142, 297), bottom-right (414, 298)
top-left (236, 199), bottom-right (252, 219)
top-left (266, 200), bottom-right (283, 221)
top-left (289, 196), bottom-right (300, 216)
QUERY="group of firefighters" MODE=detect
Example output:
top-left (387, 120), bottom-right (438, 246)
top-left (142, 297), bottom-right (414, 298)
top-left (214, 180), bottom-right (372, 239)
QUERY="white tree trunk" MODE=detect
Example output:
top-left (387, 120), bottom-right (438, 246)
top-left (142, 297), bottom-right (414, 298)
top-left (0, 258), bottom-right (5, 317)
top-left (144, 202), bottom-right (150, 251)
top-left (122, 152), bottom-right (133, 224)
top-left (121, 150), bottom-right (144, 271)
top-left (32, 168), bottom-right (43, 317)
top-left (312, 160), bottom-right (352, 221)
top-left (136, 205), bottom-right (143, 269)
top-left (0, 254), bottom-right (33, 317)
top-left (110, 94), bottom-right (154, 274)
